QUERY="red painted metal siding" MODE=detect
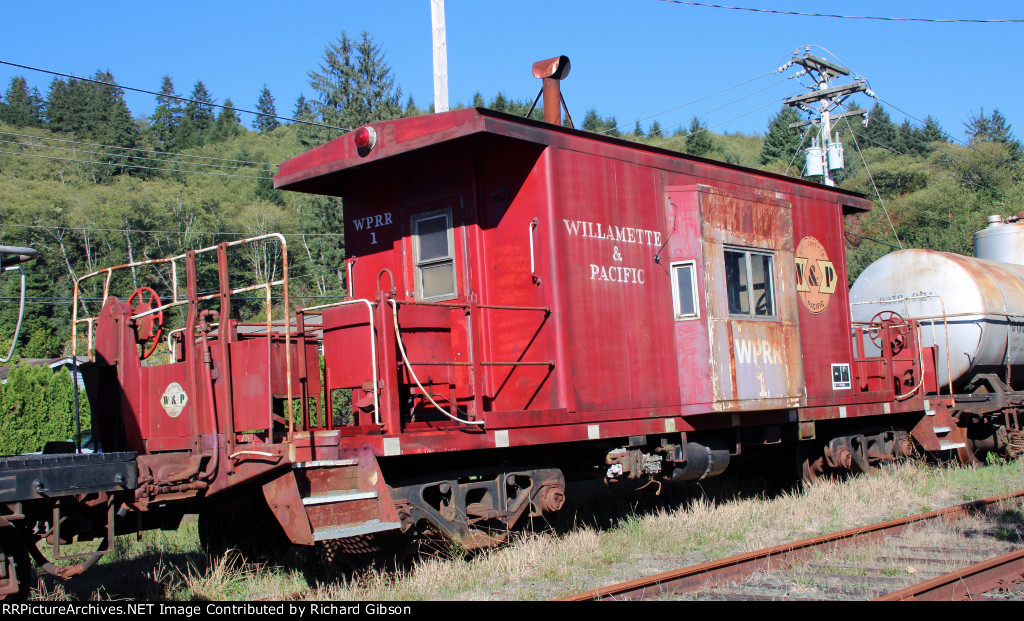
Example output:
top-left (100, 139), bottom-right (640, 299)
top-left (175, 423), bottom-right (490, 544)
top-left (792, 194), bottom-right (859, 406)
top-left (548, 150), bottom-right (677, 413)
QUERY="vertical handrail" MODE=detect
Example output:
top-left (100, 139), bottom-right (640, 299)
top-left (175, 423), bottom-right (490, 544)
top-left (529, 218), bottom-right (540, 284)
top-left (301, 298), bottom-right (380, 426)
top-left (0, 266), bottom-right (26, 363)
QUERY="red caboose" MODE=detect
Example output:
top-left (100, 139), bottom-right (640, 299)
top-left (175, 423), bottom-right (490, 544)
top-left (75, 105), bottom-right (960, 554)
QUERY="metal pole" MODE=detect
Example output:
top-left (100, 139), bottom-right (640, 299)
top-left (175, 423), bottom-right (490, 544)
top-left (431, 0), bottom-right (449, 113)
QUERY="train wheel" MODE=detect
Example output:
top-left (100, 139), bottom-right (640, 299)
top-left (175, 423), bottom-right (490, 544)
top-left (0, 527), bottom-right (31, 601)
top-left (798, 445), bottom-right (826, 487)
top-left (961, 437), bottom-right (987, 467)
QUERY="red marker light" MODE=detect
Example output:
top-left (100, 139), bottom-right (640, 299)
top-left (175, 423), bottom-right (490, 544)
top-left (354, 126), bottom-right (377, 152)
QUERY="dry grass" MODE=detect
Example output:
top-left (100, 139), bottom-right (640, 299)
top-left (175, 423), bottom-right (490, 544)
top-left (31, 456), bottom-right (1024, 601)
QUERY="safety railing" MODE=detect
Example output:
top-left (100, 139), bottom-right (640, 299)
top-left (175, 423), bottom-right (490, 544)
top-left (299, 293), bottom-right (553, 432)
top-left (850, 294), bottom-right (954, 404)
top-left (70, 233), bottom-right (296, 436)
top-left (389, 298), bottom-right (553, 426)
top-left (297, 298), bottom-right (380, 426)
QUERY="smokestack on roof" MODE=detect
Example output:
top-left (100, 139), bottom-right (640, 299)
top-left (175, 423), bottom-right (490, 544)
top-left (531, 56), bottom-right (573, 127)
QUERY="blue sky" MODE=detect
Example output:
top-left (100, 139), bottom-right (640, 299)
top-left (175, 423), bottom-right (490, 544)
top-left (2, 1), bottom-right (1021, 143)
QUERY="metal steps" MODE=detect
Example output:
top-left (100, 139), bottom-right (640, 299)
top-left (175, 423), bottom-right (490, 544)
top-left (291, 455), bottom-right (400, 542)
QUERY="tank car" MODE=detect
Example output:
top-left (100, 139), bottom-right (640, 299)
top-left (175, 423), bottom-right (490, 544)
top-left (850, 216), bottom-right (1024, 463)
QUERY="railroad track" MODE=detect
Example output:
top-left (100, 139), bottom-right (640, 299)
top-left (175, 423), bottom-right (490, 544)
top-left (562, 490), bottom-right (1024, 601)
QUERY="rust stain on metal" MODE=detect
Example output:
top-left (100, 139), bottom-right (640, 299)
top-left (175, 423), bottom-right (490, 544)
top-left (699, 186), bottom-right (804, 411)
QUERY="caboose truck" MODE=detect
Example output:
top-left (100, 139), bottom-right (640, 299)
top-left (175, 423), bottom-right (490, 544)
top-left (21, 58), bottom-right (982, 579)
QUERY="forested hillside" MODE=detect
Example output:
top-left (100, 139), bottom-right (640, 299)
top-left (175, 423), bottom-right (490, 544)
top-left (1, 31), bottom-right (1021, 359)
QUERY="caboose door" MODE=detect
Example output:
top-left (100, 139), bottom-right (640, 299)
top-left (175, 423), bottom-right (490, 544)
top-left (698, 185), bottom-right (805, 411)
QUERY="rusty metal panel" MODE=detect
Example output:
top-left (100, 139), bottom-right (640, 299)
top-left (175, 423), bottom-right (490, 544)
top-left (228, 338), bottom-right (272, 432)
top-left (143, 362), bottom-right (194, 448)
top-left (475, 138), bottom-right (557, 412)
top-left (665, 186), bottom-right (713, 407)
top-left (699, 186), bottom-right (804, 411)
top-left (262, 471), bottom-right (314, 545)
top-left (322, 304), bottom-right (374, 391)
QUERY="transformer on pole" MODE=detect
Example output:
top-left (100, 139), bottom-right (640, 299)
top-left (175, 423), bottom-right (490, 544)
top-left (783, 52), bottom-right (867, 186)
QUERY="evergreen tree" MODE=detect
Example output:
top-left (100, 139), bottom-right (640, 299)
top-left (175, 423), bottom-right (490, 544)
top-left (179, 80), bottom-right (216, 148)
top-left (85, 70), bottom-right (140, 177)
top-left (302, 30), bottom-right (402, 147)
top-left (604, 116), bottom-right (621, 138)
top-left (863, 103), bottom-right (900, 153)
top-left (582, 109), bottom-right (602, 133)
top-left (254, 84), bottom-right (280, 133)
top-left (918, 115), bottom-right (946, 143)
top-left (633, 121), bottom-right (644, 139)
top-left (210, 98), bottom-right (243, 142)
top-left (292, 94), bottom-right (313, 122)
top-left (40, 71), bottom-right (138, 180)
top-left (965, 108), bottom-right (1021, 160)
top-left (489, 92), bottom-right (510, 113)
top-left (0, 77), bottom-right (44, 128)
top-left (151, 76), bottom-right (183, 150)
top-left (760, 106), bottom-right (803, 165)
top-left (403, 95), bottom-right (422, 117)
top-left (44, 77), bottom-right (87, 134)
top-left (649, 120), bottom-right (663, 140)
top-left (471, 92), bottom-right (485, 108)
top-left (684, 117), bottom-right (713, 157)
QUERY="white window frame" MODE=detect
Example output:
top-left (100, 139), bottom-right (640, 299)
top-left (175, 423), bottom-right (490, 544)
top-left (669, 260), bottom-right (700, 321)
top-left (411, 208), bottom-right (457, 301)
top-left (724, 246), bottom-right (777, 319)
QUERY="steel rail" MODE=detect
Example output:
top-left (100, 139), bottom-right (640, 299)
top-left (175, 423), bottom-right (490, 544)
top-left (877, 547), bottom-right (1024, 601)
top-left (561, 490), bottom-right (1024, 601)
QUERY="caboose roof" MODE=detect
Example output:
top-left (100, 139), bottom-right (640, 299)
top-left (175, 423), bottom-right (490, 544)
top-left (275, 107), bottom-right (872, 214)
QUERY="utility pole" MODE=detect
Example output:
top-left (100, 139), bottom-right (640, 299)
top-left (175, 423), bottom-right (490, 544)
top-left (783, 52), bottom-right (867, 186)
top-left (431, 0), bottom-right (449, 113)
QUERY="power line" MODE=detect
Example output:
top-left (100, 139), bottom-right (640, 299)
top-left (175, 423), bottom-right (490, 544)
top-left (0, 59), bottom-right (350, 133)
top-left (654, 1), bottom-right (1024, 23)
top-left (602, 69), bottom-right (780, 135)
top-left (0, 136), bottom-right (273, 175)
top-left (0, 222), bottom-right (345, 238)
top-left (0, 148), bottom-right (274, 180)
top-left (652, 79), bottom-right (796, 143)
top-left (840, 117), bottom-right (904, 248)
top-left (0, 129), bottom-right (276, 168)
top-left (652, 88), bottom-right (803, 150)
top-left (840, 106), bottom-right (1016, 201)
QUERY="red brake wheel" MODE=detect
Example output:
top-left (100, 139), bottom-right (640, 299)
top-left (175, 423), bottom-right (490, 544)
top-left (127, 286), bottom-right (164, 359)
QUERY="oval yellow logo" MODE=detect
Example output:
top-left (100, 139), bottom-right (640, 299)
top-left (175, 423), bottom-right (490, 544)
top-left (795, 236), bottom-right (837, 314)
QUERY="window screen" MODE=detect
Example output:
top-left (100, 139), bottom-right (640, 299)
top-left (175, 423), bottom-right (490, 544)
top-left (724, 248), bottom-right (776, 318)
top-left (670, 261), bottom-right (699, 320)
top-left (412, 210), bottom-right (456, 300)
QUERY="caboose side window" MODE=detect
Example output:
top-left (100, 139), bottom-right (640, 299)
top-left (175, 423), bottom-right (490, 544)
top-left (724, 248), bottom-right (776, 318)
top-left (412, 209), bottom-right (457, 300)
top-left (670, 261), bottom-right (699, 320)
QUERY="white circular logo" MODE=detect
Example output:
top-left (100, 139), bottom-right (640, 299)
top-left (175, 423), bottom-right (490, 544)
top-left (161, 382), bottom-right (189, 418)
